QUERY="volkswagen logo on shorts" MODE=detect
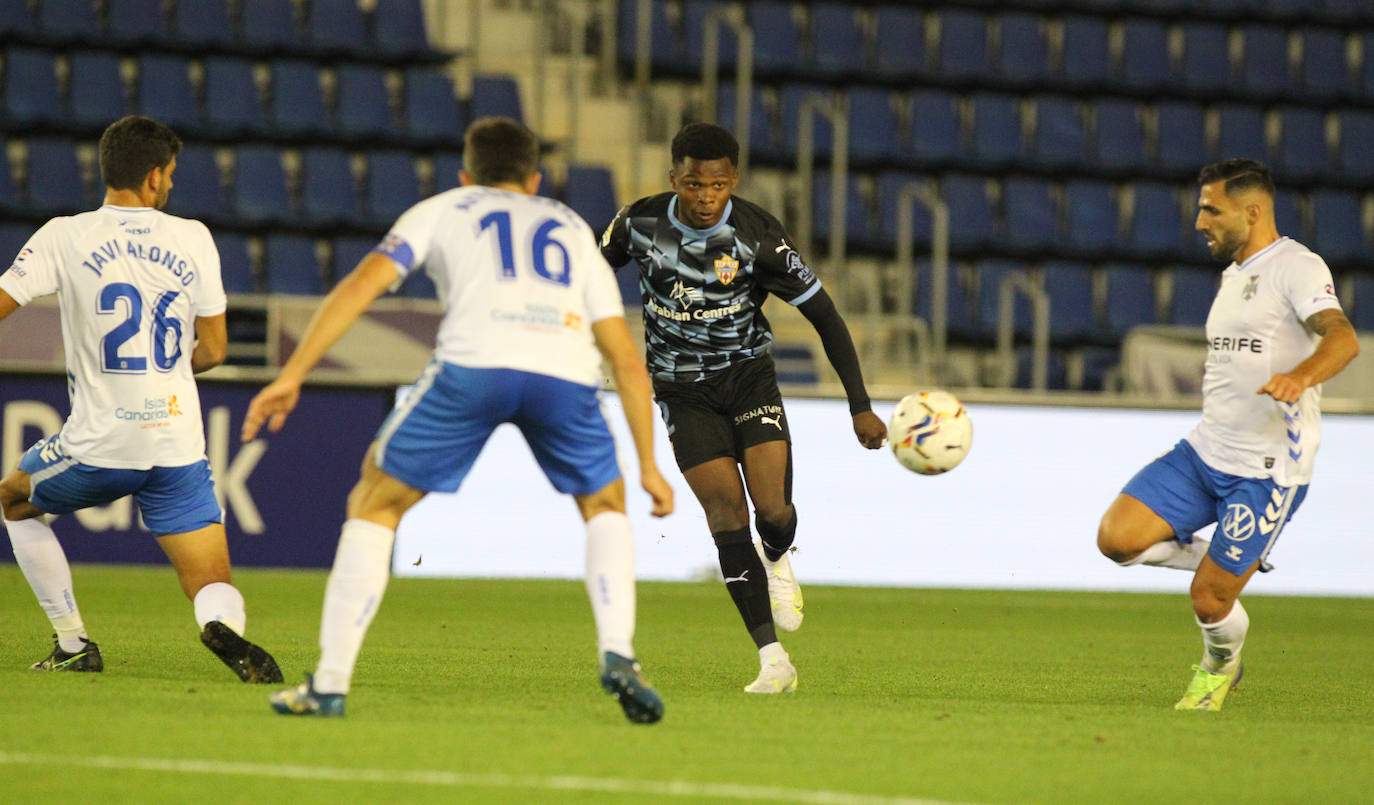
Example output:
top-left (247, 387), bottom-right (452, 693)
top-left (1221, 503), bottom-right (1256, 542)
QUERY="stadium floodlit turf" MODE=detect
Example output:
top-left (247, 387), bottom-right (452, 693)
top-left (1, 564), bottom-right (1371, 804)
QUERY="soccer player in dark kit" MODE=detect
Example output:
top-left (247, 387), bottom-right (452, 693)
top-left (601, 123), bottom-right (887, 693)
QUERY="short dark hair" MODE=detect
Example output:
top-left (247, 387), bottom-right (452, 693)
top-left (1197, 158), bottom-right (1275, 197)
top-left (99, 115), bottom-right (181, 191)
top-left (671, 123), bottom-right (739, 166)
top-left (463, 117), bottom-right (539, 187)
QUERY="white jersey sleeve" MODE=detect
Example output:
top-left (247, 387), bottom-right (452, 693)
top-left (1277, 250), bottom-right (1340, 323)
top-left (373, 195), bottom-right (448, 289)
top-left (0, 220), bottom-right (63, 304)
top-left (191, 221), bottom-right (228, 317)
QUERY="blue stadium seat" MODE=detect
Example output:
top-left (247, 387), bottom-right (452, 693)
top-left (374, 0), bottom-right (437, 60)
top-left (809, 3), bottom-right (864, 79)
top-left (432, 152), bottom-right (463, 195)
top-left (1170, 267), bottom-right (1218, 326)
top-left (1013, 346), bottom-right (1068, 390)
top-left (718, 83), bottom-right (775, 160)
top-left (67, 51), bottom-right (127, 128)
top-left (909, 90), bottom-right (961, 163)
top-left (404, 68), bottom-right (466, 145)
top-left (1128, 182), bottom-right (1184, 258)
top-left (1002, 176), bottom-right (1056, 252)
top-left (1103, 264), bottom-right (1157, 337)
top-left (564, 165), bottom-right (619, 234)
top-left (913, 258), bottom-right (974, 339)
top-left (331, 235), bottom-right (376, 283)
top-left (875, 172), bottom-right (932, 250)
top-left (1063, 179), bottom-right (1117, 256)
top-left (1032, 97), bottom-right (1085, 169)
top-left (1095, 99), bottom-right (1147, 171)
top-left (1309, 189), bottom-right (1365, 262)
top-left (847, 88), bottom-right (902, 164)
top-left (1337, 109), bottom-right (1374, 182)
top-left (682, 1), bottom-right (736, 70)
top-left (1216, 103), bottom-right (1269, 163)
top-left (167, 144), bottom-right (224, 220)
top-left (107, 0), bottom-right (170, 47)
top-left (0, 224), bottom-right (30, 266)
top-left (1300, 30), bottom-right (1354, 100)
top-left (233, 146), bottom-right (293, 224)
top-left (1320, 0), bottom-right (1374, 23)
top-left (1240, 25), bottom-right (1293, 96)
top-left (1274, 190), bottom-right (1304, 242)
top-left (1120, 19), bottom-right (1172, 90)
top-left (271, 61), bottom-right (329, 136)
top-left (937, 10), bottom-right (990, 80)
top-left (241, 0), bottom-right (301, 53)
top-left (336, 65), bottom-right (396, 138)
top-left (301, 147), bottom-right (363, 225)
top-left (995, 13), bottom-right (1049, 85)
top-left (366, 150), bottom-right (420, 225)
top-left (1179, 23), bottom-right (1232, 93)
top-left (780, 84), bottom-right (834, 159)
top-left (137, 55), bottom-right (198, 132)
top-left (397, 269), bottom-right (438, 299)
top-left (974, 259), bottom-right (1034, 339)
top-left (263, 234), bottom-right (324, 295)
top-left (37, 0), bottom-right (102, 44)
top-left (0, 3), bottom-right (34, 38)
top-left (617, 0), bottom-right (679, 70)
top-left (26, 138), bottom-right (87, 213)
top-left (969, 93), bottom-right (1022, 167)
top-left (216, 232), bottom-right (258, 294)
top-left (1275, 107), bottom-right (1330, 181)
top-left (0, 152), bottom-right (18, 212)
top-left (172, 0), bottom-right (234, 48)
top-left (203, 57), bottom-right (267, 136)
top-left (872, 6), bottom-right (924, 79)
top-left (747, 2), bottom-right (803, 77)
top-left (1043, 261), bottom-right (1097, 343)
top-left (1353, 274), bottom-right (1374, 331)
top-left (3, 47), bottom-right (61, 127)
top-left (811, 172), bottom-right (871, 246)
top-left (307, 0), bottom-right (369, 57)
top-left (1154, 101), bottom-right (1209, 173)
top-left (470, 74), bottom-right (524, 123)
top-left (1060, 16), bottom-right (1109, 87)
top-left (941, 174), bottom-right (995, 250)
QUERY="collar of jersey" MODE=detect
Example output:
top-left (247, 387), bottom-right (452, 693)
top-left (1234, 236), bottom-right (1289, 271)
top-left (100, 204), bottom-right (155, 213)
top-left (668, 196), bottom-right (732, 238)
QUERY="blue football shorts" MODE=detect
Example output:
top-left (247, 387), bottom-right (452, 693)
top-left (374, 361), bottom-right (621, 496)
top-left (19, 434), bottom-right (223, 537)
top-left (1122, 439), bottom-right (1308, 576)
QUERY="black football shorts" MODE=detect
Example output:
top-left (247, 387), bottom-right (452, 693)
top-left (652, 354), bottom-right (791, 472)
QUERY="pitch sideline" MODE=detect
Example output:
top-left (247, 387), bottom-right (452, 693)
top-left (0, 750), bottom-right (979, 805)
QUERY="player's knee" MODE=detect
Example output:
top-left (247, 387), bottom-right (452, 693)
top-left (1189, 584), bottom-right (1232, 623)
top-left (1096, 515), bottom-right (1138, 564)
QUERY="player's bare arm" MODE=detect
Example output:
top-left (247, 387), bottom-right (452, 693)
top-left (241, 252), bottom-right (400, 441)
top-left (0, 288), bottom-right (18, 322)
top-left (796, 289), bottom-right (886, 449)
top-left (1257, 308), bottom-right (1360, 403)
top-left (592, 315), bottom-right (673, 517)
top-left (191, 313), bottom-right (227, 373)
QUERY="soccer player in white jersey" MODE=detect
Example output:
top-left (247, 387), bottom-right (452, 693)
top-left (242, 117), bottom-right (674, 722)
top-left (1097, 159), bottom-right (1359, 711)
top-left (0, 116), bottom-right (283, 683)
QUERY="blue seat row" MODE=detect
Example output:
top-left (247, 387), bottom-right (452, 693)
top-left (1, 48), bottom-right (519, 148)
top-left (0, 0), bottom-right (447, 63)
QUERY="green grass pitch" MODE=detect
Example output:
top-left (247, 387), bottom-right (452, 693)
top-left (1, 564), bottom-right (1371, 804)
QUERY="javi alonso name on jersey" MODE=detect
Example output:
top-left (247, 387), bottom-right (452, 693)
top-left (82, 238), bottom-right (197, 285)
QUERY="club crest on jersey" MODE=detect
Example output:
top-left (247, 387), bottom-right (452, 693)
top-left (714, 255), bottom-right (740, 285)
top-left (1241, 274), bottom-right (1259, 300)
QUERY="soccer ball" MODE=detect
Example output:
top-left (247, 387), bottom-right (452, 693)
top-left (887, 390), bottom-right (972, 475)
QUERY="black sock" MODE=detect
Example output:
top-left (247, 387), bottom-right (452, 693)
top-left (713, 527), bottom-right (777, 648)
top-left (757, 505), bottom-right (797, 563)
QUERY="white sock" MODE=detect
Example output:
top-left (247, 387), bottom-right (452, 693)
top-left (193, 581), bottom-right (246, 636)
top-left (1197, 599), bottom-right (1248, 674)
top-left (314, 519), bottom-right (395, 695)
top-left (1118, 538), bottom-right (1209, 572)
top-left (759, 641), bottom-right (788, 666)
top-left (6, 516), bottom-right (88, 652)
top-left (584, 511), bottom-right (636, 660)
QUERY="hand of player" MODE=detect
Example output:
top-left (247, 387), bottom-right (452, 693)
top-left (641, 466), bottom-right (674, 518)
top-left (241, 378), bottom-right (302, 442)
top-left (852, 410), bottom-right (887, 449)
top-left (1257, 372), bottom-right (1306, 404)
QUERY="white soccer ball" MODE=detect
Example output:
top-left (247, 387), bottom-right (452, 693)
top-left (887, 390), bottom-right (972, 475)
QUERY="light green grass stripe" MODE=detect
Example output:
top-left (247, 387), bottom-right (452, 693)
top-left (0, 752), bottom-right (967, 802)
top-left (0, 752), bottom-right (972, 805)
